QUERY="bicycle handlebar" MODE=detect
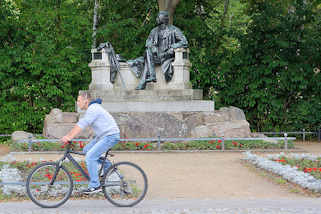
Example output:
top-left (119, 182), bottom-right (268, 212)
top-left (70, 150), bottom-right (85, 155)
top-left (64, 141), bottom-right (114, 157)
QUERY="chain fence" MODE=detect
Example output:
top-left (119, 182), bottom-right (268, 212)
top-left (4, 135), bottom-right (298, 152)
top-left (258, 129), bottom-right (321, 142)
top-left (2, 128), bottom-right (321, 153)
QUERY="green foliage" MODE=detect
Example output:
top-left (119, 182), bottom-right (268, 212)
top-left (219, 0), bottom-right (321, 131)
top-left (95, 0), bottom-right (159, 59)
top-left (0, 0), bottom-right (92, 134)
top-left (0, 0), bottom-right (320, 134)
top-left (0, 137), bottom-right (10, 145)
top-left (175, 0), bottom-right (231, 99)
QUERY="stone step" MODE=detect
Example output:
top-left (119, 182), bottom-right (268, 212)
top-left (100, 100), bottom-right (214, 112)
top-left (90, 89), bottom-right (203, 102)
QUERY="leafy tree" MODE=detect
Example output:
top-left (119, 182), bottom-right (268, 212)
top-left (1, 0), bottom-right (319, 135)
top-left (0, 0), bottom-right (92, 133)
top-left (219, 0), bottom-right (321, 131)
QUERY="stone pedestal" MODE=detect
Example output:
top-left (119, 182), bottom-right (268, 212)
top-left (167, 48), bottom-right (192, 89)
top-left (86, 47), bottom-right (214, 112)
top-left (100, 100), bottom-right (214, 112)
top-left (146, 48), bottom-right (192, 90)
top-left (113, 62), bottom-right (138, 90)
top-left (88, 48), bottom-right (113, 90)
top-left (43, 106), bottom-right (252, 139)
top-left (95, 48), bottom-right (192, 91)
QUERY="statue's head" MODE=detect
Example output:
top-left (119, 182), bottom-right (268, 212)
top-left (156, 11), bottom-right (169, 25)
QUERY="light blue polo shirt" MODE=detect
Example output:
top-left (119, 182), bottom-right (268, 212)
top-left (77, 103), bottom-right (120, 138)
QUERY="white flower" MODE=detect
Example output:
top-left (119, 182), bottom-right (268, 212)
top-left (244, 152), bottom-right (321, 192)
top-left (0, 165), bottom-right (25, 195)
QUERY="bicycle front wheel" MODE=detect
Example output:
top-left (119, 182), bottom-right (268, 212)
top-left (102, 161), bottom-right (148, 207)
top-left (26, 162), bottom-right (73, 208)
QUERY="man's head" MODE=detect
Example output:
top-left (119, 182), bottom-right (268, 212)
top-left (156, 11), bottom-right (169, 25)
top-left (77, 91), bottom-right (91, 110)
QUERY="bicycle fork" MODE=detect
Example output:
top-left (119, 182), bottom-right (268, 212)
top-left (49, 160), bottom-right (64, 185)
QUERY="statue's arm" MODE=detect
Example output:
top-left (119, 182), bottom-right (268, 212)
top-left (171, 27), bottom-right (188, 49)
top-left (146, 28), bottom-right (159, 56)
top-left (145, 28), bottom-right (157, 48)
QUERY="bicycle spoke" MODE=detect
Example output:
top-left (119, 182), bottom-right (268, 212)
top-left (102, 162), bottom-right (147, 207)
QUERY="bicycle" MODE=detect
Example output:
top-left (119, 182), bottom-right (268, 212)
top-left (26, 140), bottom-right (148, 208)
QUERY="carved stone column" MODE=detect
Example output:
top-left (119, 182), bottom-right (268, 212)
top-left (88, 48), bottom-right (113, 90)
top-left (168, 48), bottom-right (192, 89)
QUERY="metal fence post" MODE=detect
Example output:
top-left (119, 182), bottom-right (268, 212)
top-left (157, 128), bottom-right (165, 151)
top-left (28, 136), bottom-right (32, 152)
top-left (222, 135), bottom-right (225, 151)
top-left (303, 129), bottom-right (305, 142)
top-left (284, 133), bottom-right (288, 151)
top-left (157, 131), bottom-right (161, 151)
top-left (318, 128), bottom-right (321, 143)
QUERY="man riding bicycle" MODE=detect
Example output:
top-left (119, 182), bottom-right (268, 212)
top-left (61, 91), bottom-right (120, 194)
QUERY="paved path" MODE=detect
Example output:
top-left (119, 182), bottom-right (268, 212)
top-left (2, 152), bottom-right (308, 199)
top-left (1, 198), bottom-right (321, 214)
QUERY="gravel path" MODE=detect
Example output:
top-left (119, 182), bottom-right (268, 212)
top-left (1, 141), bottom-right (321, 213)
top-left (4, 152), bottom-right (308, 200)
top-left (1, 198), bottom-right (321, 214)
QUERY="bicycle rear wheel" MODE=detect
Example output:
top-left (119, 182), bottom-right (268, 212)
top-left (102, 161), bottom-right (148, 207)
top-left (26, 162), bottom-right (73, 208)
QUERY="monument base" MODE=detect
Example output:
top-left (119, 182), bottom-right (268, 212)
top-left (90, 89), bottom-right (203, 101)
top-left (43, 106), bottom-right (251, 139)
top-left (100, 100), bottom-right (214, 112)
top-left (84, 89), bottom-right (214, 112)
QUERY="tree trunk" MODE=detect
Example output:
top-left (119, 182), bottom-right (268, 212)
top-left (157, 0), bottom-right (180, 24)
top-left (92, 0), bottom-right (99, 49)
top-left (221, 0), bottom-right (230, 28)
top-left (213, 0), bottom-right (230, 51)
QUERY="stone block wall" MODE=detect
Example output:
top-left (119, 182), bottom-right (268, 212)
top-left (42, 106), bottom-right (252, 139)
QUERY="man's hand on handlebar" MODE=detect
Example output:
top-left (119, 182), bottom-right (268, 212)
top-left (61, 136), bottom-right (72, 144)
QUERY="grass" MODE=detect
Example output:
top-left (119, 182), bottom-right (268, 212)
top-left (275, 178), bottom-right (287, 185)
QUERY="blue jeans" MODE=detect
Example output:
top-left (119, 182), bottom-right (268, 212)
top-left (83, 133), bottom-right (120, 188)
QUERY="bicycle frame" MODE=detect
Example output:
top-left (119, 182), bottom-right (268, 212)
top-left (50, 143), bottom-right (92, 184)
top-left (49, 141), bottom-right (113, 187)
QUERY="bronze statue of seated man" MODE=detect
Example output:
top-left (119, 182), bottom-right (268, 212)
top-left (127, 11), bottom-right (188, 90)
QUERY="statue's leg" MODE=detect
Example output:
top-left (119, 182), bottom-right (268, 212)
top-left (135, 67), bottom-right (147, 90)
top-left (145, 48), bottom-right (156, 82)
top-left (135, 54), bottom-right (149, 90)
top-left (162, 58), bottom-right (174, 82)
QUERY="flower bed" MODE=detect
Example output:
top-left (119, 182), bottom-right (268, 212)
top-left (0, 159), bottom-right (99, 201)
top-left (244, 152), bottom-right (321, 193)
top-left (267, 153), bottom-right (321, 179)
top-left (8, 139), bottom-right (294, 152)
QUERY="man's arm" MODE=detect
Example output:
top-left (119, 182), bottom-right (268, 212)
top-left (61, 125), bottom-right (83, 143)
